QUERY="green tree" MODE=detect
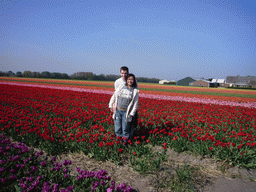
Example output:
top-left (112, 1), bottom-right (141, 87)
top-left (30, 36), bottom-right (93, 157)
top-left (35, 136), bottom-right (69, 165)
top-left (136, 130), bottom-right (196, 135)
top-left (8, 70), bottom-right (15, 77)
top-left (62, 73), bottom-right (69, 79)
top-left (23, 70), bottom-right (33, 77)
top-left (98, 74), bottom-right (106, 81)
top-left (41, 71), bottom-right (51, 78)
top-left (51, 72), bottom-right (62, 79)
top-left (16, 71), bottom-right (23, 77)
top-left (32, 72), bottom-right (41, 78)
top-left (0, 71), bottom-right (5, 76)
top-left (105, 74), bottom-right (119, 81)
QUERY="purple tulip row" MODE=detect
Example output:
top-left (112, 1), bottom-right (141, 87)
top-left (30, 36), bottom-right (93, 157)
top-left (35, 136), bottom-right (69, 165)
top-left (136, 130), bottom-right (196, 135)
top-left (0, 134), bottom-right (135, 192)
top-left (19, 176), bottom-right (74, 192)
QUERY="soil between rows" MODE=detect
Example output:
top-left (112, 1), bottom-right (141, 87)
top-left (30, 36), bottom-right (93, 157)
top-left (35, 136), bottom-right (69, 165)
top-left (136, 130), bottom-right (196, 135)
top-left (50, 146), bottom-right (256, 192)
top-left (8, 136), bottom-right (256, 191)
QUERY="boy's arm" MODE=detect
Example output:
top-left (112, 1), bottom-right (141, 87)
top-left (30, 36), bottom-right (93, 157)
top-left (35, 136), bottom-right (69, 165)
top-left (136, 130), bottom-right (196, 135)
top-left (114, 80), bottom-right (118, 90)
top-left (109, 93), bottom-right (115, 109)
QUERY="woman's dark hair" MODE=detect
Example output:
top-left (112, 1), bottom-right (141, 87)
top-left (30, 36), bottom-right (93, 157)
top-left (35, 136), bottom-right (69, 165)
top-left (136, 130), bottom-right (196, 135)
top-left (126, 73), bottom-right (137, 88)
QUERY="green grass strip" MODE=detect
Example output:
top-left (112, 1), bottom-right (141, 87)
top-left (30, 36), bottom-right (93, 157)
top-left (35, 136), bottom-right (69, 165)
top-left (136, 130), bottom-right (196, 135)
top-left (1, 79), bottom-right (256, 99)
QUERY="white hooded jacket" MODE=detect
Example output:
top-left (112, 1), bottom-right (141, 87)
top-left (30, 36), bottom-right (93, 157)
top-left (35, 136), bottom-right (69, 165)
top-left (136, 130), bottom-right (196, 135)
top-left (109, 84), bottom-right (139, 122)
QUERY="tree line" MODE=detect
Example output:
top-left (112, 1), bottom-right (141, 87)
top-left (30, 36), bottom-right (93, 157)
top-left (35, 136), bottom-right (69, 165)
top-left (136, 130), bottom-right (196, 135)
top-left (0, 70), bottom-right (160, 83)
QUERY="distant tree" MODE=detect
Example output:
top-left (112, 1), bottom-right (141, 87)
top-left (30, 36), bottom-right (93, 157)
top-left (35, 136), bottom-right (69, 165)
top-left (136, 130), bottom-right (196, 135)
top-left (16, 71), bottom-right (23, 77)
top-left (150, 78), bottom-right (160, 83)
top-left (41, 71), bottom-right (51, 78)
top-left (23, 71), bottom-right (33, 77)
top-left (86, 73), bottom-right (96, 80)
top-left (51, 72), bottom-right (63, 79)
top-left (8, 71), bottom-right (15, 77)
top-left (0, 71), bottom-right (5, 76)
top-left (69, 73), bottom-right (76, 79)
top-left (57, 71), bottom-right (160, 82)
top-left (32, 72), bottom-right (41, 78)
top-left (70, 72), bottom-right (97, 80)
top-left (105, 74), bottom-right (119, 81)
top-left (137, 77), bottom-right (160, 83)
top-left (62, 73), bottom-right (69, 79)
top-left (97, 74), bottom-right (106, 81)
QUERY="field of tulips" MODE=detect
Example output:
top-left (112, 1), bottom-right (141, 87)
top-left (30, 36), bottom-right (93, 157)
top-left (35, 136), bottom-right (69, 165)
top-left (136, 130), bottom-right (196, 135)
top-left (1, 77), bottom-right (256, 104)
top-left (0, 134), bottom-right (134, 192)
top-left (0, 78), bottom-right (256, 191)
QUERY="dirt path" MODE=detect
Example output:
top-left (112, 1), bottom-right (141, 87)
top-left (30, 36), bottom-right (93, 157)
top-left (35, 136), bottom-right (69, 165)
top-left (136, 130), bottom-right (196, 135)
top-left (11, 136), bottom-right (256, 191)
top-left (164, 147), bottom-right (256, 192)
top-left (51, 146), bottom-right (255, 192)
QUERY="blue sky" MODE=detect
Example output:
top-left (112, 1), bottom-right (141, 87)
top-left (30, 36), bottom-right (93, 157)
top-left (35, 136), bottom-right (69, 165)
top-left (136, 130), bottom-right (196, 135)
top-left (1, 0), bottom-right (255, 80)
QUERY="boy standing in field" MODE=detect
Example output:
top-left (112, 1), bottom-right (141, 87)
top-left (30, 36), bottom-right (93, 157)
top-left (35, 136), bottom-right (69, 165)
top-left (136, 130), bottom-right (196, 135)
top-left (115, 66), bottom-right (128, 90)
top-left (113, 66), bottom-right (138, 140)
top-left (115, 66), bottom-right (138, 90)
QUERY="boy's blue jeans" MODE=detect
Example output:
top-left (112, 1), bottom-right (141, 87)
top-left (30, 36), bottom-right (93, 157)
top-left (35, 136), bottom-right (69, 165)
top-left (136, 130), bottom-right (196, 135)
top-left (114, 108), bottom-right (130, 141)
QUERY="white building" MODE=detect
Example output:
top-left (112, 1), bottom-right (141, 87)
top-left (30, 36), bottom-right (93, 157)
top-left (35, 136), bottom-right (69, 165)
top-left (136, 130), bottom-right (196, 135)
top-left (159, 79), bottom-right (170, 84)
top-left (211, 79), bottom-right (226, 87)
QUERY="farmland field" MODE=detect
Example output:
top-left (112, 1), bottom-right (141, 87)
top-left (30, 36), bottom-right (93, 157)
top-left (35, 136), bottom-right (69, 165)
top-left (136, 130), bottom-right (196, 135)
top-left (0, 77), bottom-right (256, 191)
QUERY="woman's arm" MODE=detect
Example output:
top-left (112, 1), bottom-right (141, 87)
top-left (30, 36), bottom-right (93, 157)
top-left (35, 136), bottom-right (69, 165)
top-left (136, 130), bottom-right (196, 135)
top-left (129, 90), bottom-right (139, 117)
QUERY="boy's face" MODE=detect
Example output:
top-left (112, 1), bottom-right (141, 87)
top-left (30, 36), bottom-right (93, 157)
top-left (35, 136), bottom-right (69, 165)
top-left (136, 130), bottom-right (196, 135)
top-left (120, 70), bottom-right (128, 81)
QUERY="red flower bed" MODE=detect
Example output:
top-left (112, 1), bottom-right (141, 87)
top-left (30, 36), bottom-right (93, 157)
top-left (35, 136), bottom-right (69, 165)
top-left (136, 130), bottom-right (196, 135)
top-left (1, 84), bottom-right (256, 168)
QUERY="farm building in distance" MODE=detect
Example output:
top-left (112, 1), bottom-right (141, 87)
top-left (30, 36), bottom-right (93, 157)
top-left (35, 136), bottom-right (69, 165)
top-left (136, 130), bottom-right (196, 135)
top-left (189, 79), bottom-right (211, 87)
top-left (226, 76), bottom-right (256, 88)
top-left (180, 78), bottom-right (226, 88)
top-left (173, 76), bottom-right (256, 88)
top-left (209, 79), bottom-right (226, 87)
top-left (159, 79), bottom-right (176, 85)
top-left (159, 79), bottom-right (170, 84)
top-left (176, 77), bottom-right (196, 86)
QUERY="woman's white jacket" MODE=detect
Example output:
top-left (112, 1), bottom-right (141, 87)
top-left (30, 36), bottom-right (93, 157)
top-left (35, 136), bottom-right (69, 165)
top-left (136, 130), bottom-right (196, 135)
top-left (109, 84), bottom-right (139, 122)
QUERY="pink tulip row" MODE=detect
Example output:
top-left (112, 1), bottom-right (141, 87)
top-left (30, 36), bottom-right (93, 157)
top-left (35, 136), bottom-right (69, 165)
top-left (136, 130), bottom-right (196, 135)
top-left (1, 81), bottom-right (255, 108)
top-left (140, 93), bottom-right (256, 108)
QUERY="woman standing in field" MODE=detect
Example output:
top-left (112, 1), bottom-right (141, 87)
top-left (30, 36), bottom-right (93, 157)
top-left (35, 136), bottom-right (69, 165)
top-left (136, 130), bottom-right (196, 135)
top-left (109, 74), bottom-right (139, 143)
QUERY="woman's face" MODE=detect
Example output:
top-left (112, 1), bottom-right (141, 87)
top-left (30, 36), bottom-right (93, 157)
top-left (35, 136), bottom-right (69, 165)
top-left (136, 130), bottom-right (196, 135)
top-left (127, 76), bottom-right (134, 87)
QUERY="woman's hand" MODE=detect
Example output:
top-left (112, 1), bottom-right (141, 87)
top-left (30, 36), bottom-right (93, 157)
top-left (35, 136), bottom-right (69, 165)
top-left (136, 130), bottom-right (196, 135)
top-left (127, 115), bottom-right (133, 122)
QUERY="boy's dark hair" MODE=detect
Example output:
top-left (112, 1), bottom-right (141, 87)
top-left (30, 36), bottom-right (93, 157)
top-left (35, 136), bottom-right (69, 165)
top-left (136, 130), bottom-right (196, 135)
top-left (120, 66), bottom-right (129, 73)
top-left (126, 73), bottom-right (137, 88)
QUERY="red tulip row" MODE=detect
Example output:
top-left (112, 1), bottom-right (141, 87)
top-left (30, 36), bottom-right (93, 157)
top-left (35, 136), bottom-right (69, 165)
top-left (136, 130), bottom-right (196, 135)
top-left (0, 84), bottom-right (256, 168)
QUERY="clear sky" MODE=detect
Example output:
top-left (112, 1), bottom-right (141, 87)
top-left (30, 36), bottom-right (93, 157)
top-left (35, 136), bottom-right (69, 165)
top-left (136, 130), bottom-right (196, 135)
top-left (1, 0), bottom-right (256, 80)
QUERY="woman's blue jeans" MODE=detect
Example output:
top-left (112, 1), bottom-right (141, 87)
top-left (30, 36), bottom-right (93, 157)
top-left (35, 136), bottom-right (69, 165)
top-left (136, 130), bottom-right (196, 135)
top-left (114, 108), bottom-right (130, 141)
